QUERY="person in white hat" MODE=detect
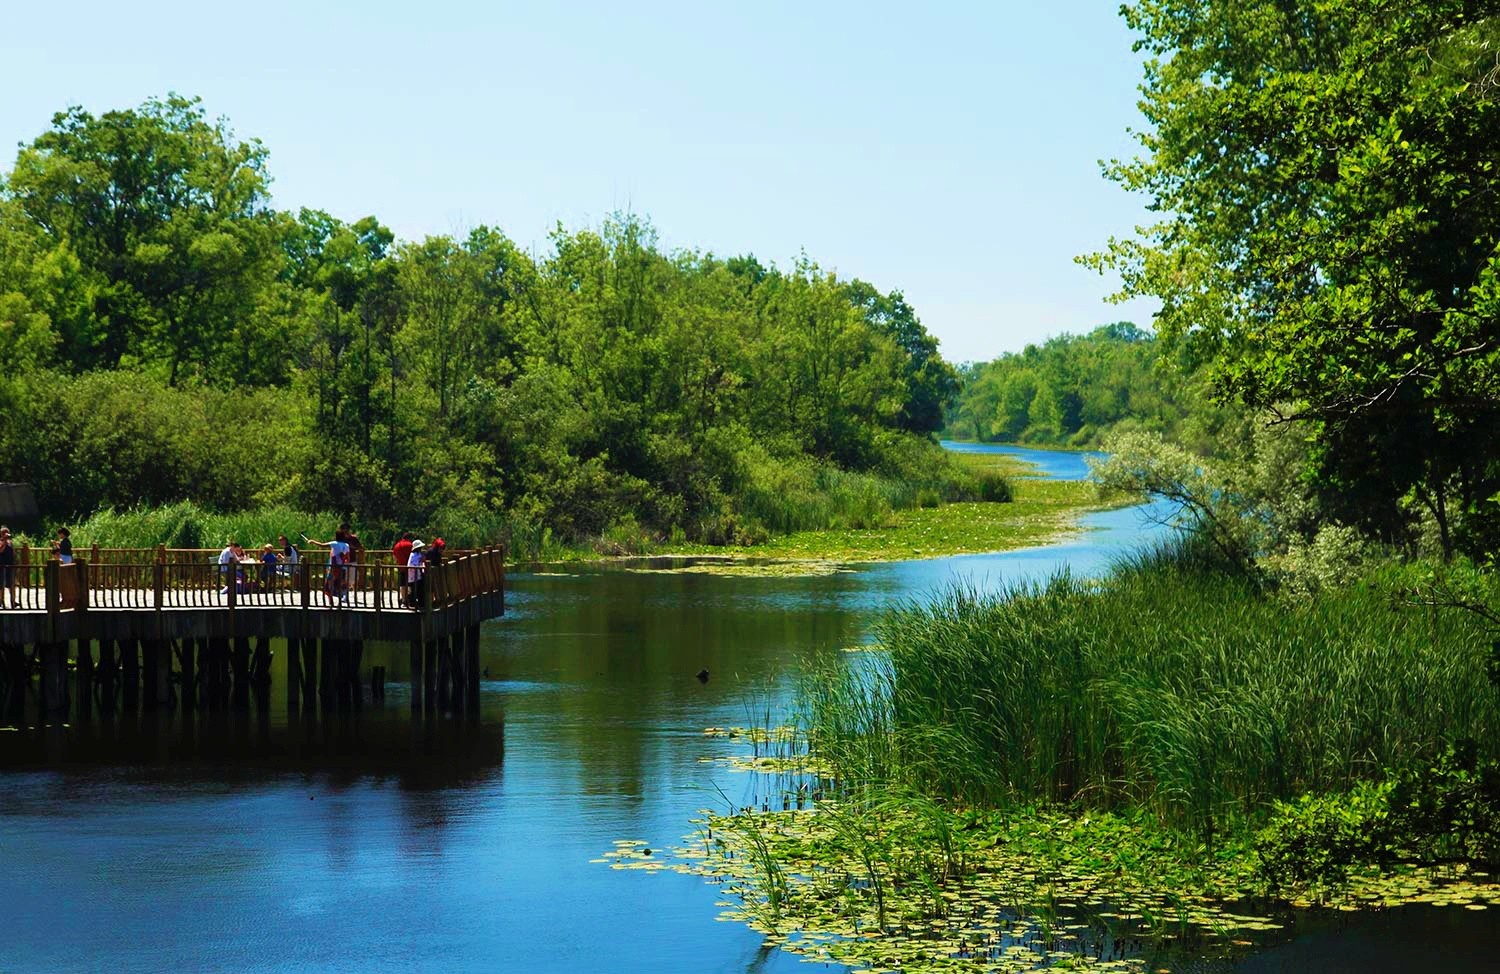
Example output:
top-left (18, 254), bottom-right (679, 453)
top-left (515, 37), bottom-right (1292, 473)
top-left (405, 540), bottom-right (427, 607)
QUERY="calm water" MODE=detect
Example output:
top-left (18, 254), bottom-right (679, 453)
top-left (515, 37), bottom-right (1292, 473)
top-left (939, 439), bottom-right (1101, 480)
top-left (0, 444), bottom-right (1485, 972)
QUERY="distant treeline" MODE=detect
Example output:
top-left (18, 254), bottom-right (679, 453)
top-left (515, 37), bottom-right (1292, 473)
top-left (945, 323), bottom-right (1202, 448)
top-left (0, 96), bottom-right (976, 550)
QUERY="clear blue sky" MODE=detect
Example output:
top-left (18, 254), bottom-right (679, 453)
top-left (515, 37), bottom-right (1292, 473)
top-left (0, 0), bottom-right (1158, 363)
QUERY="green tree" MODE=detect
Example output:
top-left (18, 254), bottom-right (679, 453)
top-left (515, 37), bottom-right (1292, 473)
top-left (1093, 0), bottom-right (1500, 557)
top-left (3, 95), bottom-right (281, 382)
top-left (843, 280), bottom-right (959, 434)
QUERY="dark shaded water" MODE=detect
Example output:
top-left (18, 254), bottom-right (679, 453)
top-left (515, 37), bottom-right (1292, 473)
top-left (0, 444), bottom-right (1489, 972)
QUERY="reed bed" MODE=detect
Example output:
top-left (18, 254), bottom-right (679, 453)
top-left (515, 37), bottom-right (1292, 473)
top-left (804, 541), bottom-right (1500, 836)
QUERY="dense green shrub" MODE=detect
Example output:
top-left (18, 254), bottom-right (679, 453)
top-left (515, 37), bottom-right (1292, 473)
top-left (1255, 782), bottom-right (1396, 892)
top-left (1256, 743), bottom-right (1500, 891)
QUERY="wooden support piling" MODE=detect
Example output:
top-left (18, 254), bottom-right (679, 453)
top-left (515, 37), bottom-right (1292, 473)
top-left (251, 637), bottom-right (272, 714)
top-left (97, 640), bottom-right (117, 716)
top-left (40, 642), bottom-right (68, 720)
top-left (333, 640), bottom-right (351, 712)
top-left (208, 638), bottom-right (230, 711)
top-left (301, 638), bottom-right (319, 713)
top-left (409, 638), bottom-right (424, 713)
top-left (153, 640), bottom-right (170, 711)
top-left (179, 639), bottom-right (195, 715)
top-left (423, 638), bottom-right (437, 715)
top-left (121, 638), bottom-right (140, 712)
top-left (465, 624), bottom-right (481, 716)
top-left (142, 639), bottom-right (161, 712)
top-left (350, 640), bottom-right (364, 712)
top-left (449, 630), bottom-right (465, 715)
top-left (436, 635), bottom-right (452, 713)
top-left (76, 639), bottom-right (93, 721)
top-left (232, 636), bottom-right (251, 711)
top-left (286, 636), bottom-right (301, 711)
top-left (319, 638), bottom-right (336, 712)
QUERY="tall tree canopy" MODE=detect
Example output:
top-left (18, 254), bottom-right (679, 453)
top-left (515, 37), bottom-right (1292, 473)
top-left (0, 96), bottom-right (964, 545)
top-left (1094, 0), bottom-right (1500, 557)
top-left (3, 95), bottom-right (281, 382)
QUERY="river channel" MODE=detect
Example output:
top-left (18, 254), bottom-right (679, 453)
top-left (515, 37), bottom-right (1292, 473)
top-left (0, 444), bottom-right (1490, 972)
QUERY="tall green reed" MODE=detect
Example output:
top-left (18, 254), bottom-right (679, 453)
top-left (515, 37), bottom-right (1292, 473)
top-left (803, 540), bottom-right (1500, 837)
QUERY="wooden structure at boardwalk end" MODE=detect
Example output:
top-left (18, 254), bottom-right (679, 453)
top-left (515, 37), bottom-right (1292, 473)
top-left (0, 545), bottom-right (504, 724)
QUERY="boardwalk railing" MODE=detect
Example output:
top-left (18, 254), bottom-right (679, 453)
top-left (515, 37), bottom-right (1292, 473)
top-left (1, 546), bottom-right (507, 621)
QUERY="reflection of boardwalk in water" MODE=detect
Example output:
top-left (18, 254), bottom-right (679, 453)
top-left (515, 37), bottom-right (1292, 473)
top-left (0, 707), bottom-right (505, 786)
top-left (0, 547), bottom-right (505, 729)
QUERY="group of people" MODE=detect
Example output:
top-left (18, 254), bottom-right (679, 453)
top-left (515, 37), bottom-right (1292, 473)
top-left (217, 534), bottom-right (305, 596)
top-left (0, 526), bottom-right (66, 609)
top-left (0, 521), bottom-right (451, 611)
top-left (393, 531), bottom-right (446, 608)
top-left (215, 524), bottom-right (445, 609)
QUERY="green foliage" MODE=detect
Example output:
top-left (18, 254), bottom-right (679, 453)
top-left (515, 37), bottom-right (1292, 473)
top-left (1255, 781), bottom-right (1397, 893)
top-left (975, 470), bottom-right (1012, 503)
top-left (947, 323), bottom-right (1203, 447)
top-left (0, 97), bottom-right (969, 548)
top-left (1389, 741), bottom-right (1500, 870)
top-left (1257, 743), bottom-right (1500, 892)
top-left (1092, 1), bottom-right (1500, 559)
top-left (1089, 412), bottom-right (1332, 568)
top-left (3, 95), bottom-right (282, 382)
top-left (804, 542), bottom-right (1500, 839)
top-left (60, 501), bottom-right (342, 550)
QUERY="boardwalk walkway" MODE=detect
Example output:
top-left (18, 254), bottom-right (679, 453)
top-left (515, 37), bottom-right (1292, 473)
top-left (0, 546), bottom-right (505, 723)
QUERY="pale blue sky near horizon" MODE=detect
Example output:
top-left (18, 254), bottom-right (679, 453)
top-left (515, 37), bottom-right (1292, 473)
top-left (1, 1), bottom-right (1159, 363)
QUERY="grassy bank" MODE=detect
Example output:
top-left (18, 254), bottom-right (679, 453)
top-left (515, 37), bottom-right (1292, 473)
top-left (649, 449), bottom-right (1118, 564)
top-left (29, 447), bottom-right (1113, 567)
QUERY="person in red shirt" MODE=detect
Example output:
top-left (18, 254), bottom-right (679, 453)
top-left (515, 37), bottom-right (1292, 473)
top-left (393, 531), bottom-right (413, 605)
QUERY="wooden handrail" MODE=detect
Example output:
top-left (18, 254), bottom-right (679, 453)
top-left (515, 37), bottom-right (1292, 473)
top-left (6, 546), bottom-right (505, 616)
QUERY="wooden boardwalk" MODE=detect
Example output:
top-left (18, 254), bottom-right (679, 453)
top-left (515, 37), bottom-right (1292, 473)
top-left (0, 546), bottom-right (505, 725)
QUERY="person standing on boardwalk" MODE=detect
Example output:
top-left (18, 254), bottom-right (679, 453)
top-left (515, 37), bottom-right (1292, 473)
top-left (392, 531), bottom-right (413, 605)
top-left (404, 539), bottom-right (427, 608)
top-left (53, 528), bottom-right (73, 565)
top-left (305, 529), bottom-right (351, 605)
top-left (340, 522), bottom-right (364, 587)
top-left (0, 526), bottom-right (15, 608)
top-left (277, 534), bottom-right (300, 578)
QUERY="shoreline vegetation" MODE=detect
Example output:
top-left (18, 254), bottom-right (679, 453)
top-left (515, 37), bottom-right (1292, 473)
top-left (605, 541), bottom-right (1500, 972)
top-left (28, 449), bottom-right (1126, 571)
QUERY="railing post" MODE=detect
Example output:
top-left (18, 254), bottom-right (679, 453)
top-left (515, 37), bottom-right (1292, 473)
top-left (153, 562), bottom-right (165, 610)
top-left (374, 561), bottom-right (383, 615)
top-left (300, 559), bottom-right (311, 609)
top-left (422, 561), bottom-right (435, 614)
top-left (77, 560), bottom-right (89, 611)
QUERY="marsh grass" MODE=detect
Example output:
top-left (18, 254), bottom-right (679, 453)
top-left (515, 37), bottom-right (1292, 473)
top-left (56, 501), bottom-right (345, 549)
top-left (804, 540), bottom-right (1500, 838)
